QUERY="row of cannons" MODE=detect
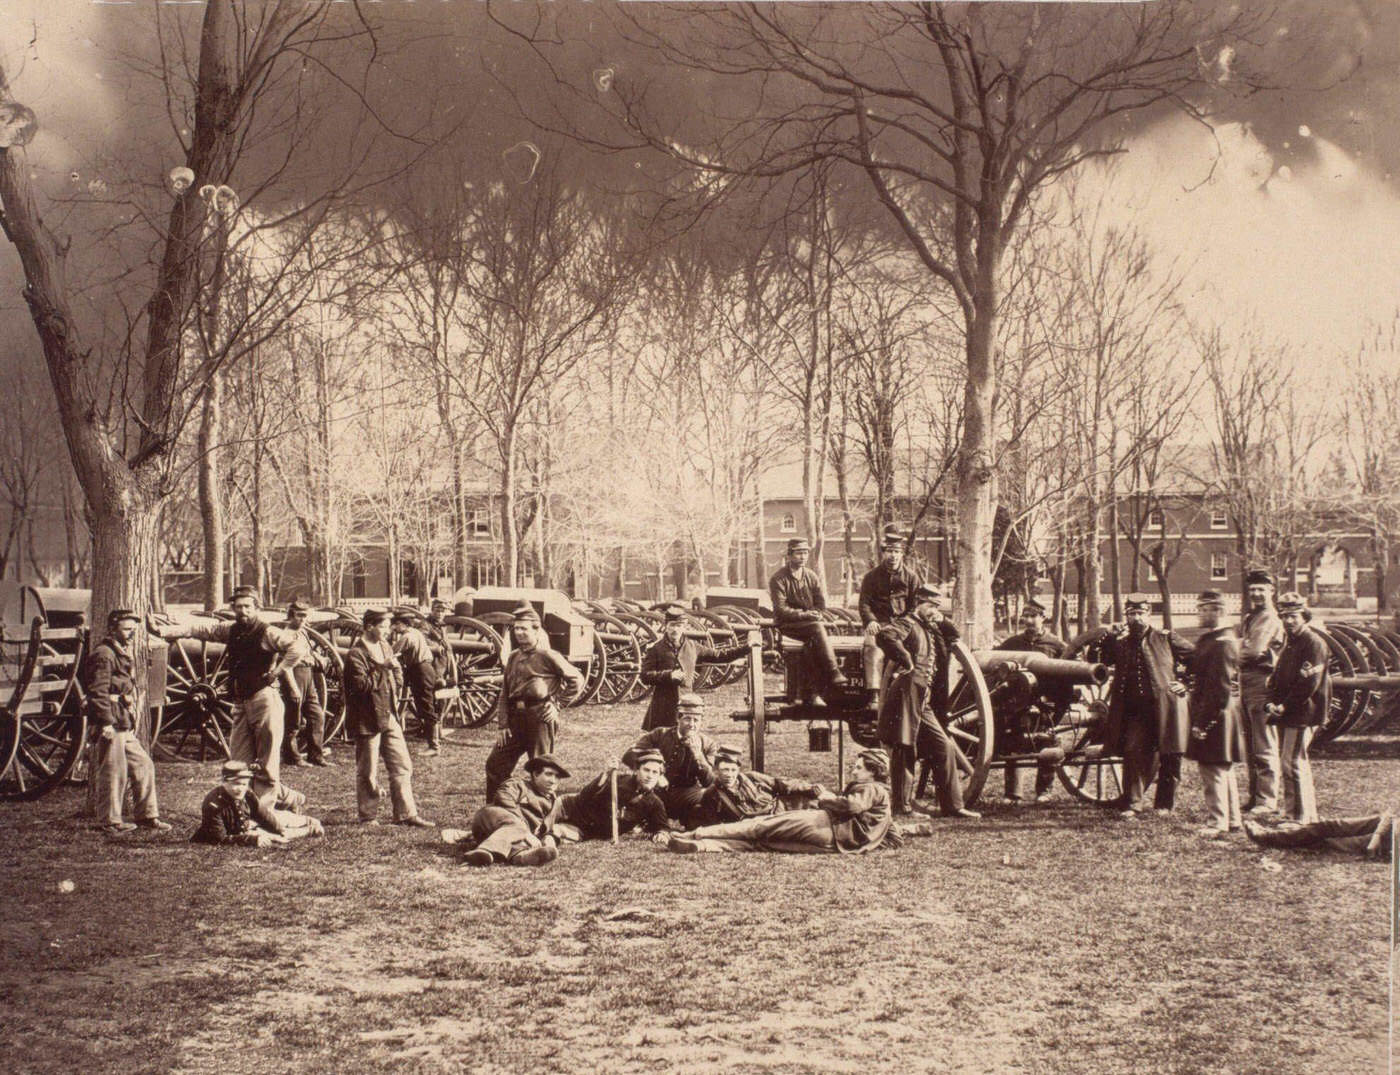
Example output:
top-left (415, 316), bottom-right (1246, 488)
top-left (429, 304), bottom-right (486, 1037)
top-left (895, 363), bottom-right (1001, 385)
top-left (5, 582), bottom-right (1400, 805)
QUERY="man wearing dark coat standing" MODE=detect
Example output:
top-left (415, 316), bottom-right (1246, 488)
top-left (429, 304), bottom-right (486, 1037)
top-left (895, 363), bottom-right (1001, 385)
top-left (638, 605), bottom-right (747, 730)
top-left (1100, 595), bottom-right (1194, 818)
top-left (1266, 591), bottom-right (1329, 824)
top-left (1186, 590), bottom-right (1248, 838)
top-left (1238, 569), bottom-right (1284, 815)
top-left (876, 583), bottom-right (979, 819)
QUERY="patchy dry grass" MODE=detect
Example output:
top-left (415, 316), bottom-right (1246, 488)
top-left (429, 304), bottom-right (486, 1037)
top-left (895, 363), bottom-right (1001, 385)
top-left (0, 684), bottom-right (1392, 1074)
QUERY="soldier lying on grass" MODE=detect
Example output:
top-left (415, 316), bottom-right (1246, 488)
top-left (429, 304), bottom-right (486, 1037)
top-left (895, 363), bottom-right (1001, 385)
top-left (191, 761), bottom-right (324, 847)
top-left (442, 754), bottom-right (569, 867)
top-left (555, 750), bottom-right (672, 843)
top-left (1243, 813), bottom-right (1394, 859)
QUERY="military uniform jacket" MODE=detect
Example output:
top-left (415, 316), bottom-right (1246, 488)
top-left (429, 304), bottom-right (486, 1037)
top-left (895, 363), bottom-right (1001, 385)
top-left (1101, 627), bottom-right (1195, 755)
top-left (698, 770), bottom-right (817, 825)
top-left (491, 776), bottom-right (562, 837)
top-left (497, 645), bottom-right (584, 722)
top-left (876, 614), bottom-right (960, 745)
top-left (628, 726), bottom-right (719, 790)
top-left (639, 635), bottom-right (748, 731)
top-left (858, 563), bottom-right (921, 626)
top-left (1267, 625), bottom-right (1331, 728)
top-left (1186, 628), bottom-right (1248, 765)
top-left (343, 638), bottom-right (402, 737)
top-left (1239, 607), bottom-right (1284, 684)
top-left (821, 779), bottom-right (893, 854)
top-left (190, 784), bottom-right (281, 845)
top-left (769, 565), bottom-right (828, 626)
top-left (85, 637), bottom-right (139, 731)
top-left (561, 771), bottom-right (669, 837)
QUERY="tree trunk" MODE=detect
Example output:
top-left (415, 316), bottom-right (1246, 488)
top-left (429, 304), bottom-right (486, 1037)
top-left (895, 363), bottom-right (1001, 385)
top-left (501, 423), bottom-right (519, 586)
top-left (450, 433), bottom-right (468, 590)
top-left (1107, 495), bottom-right (1123, 620)
top-left (752, 478), bottom-right (766, 589)
top-left (251, 447), bottom-right (266, 600)
top-left (198, 374), bottom-right (225, 610)
top-left (956, 304), bottom-right (997, 645)
top-left (1083, 503), bottom-right (1103, 629)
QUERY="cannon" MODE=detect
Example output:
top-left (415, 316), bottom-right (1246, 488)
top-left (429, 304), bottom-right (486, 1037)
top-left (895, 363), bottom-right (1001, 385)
top-left (731, 622), bottom-right (1121, 807)
top-left (465, 587), bottom-right (600, 705)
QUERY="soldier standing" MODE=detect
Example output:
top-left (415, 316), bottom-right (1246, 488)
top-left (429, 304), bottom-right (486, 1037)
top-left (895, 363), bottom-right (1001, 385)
top-left (1265, 592), bottom-right (1329, 824)
top-left (857, 527), bottom-right (921, 694)
top-left (391, 610), bottom-right (442, 755)
top-left (484, 606), bottom-right (585, 798)
top-left (1238, 569), bottom-right (1284, 816)
top-left (638, 605), bottom-right (747, 730)
top-left (281, 600), bottom-right (329, 768)
top-left (1099, 595), bottom-right (1195, 818)
top-left (1186, 590), bottom-right (1247, 838)
top-left (769, 537), bottom-right (848, 701)
top-left (84, 609), bottom-right (171, 835)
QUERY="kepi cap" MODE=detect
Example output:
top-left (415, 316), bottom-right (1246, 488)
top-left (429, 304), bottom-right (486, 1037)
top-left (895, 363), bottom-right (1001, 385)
top-left (106, 608), bottom-right (139, 626)
top-left (1197, 589), bottom-right (1226, 608)
top-left (512, 605), bottom-right (541, 626)
top-left (524, 753), bottom-right (570, 778)
top-left (362, 608), bottom-right (389, 627)
top-left (1020, 600), bottom-right (1047, 618)
top-left (1276, 591), bottom-right (1307, 613)
top-left (630, 748), bottom-right (665, 769)
top-left (1245, 569), bottom-right (1274, 587)
top-left (662, 604), bottom-right (688, 624)
top-left (287, 599), bottom-right (310, 614)
top-left (785, 538), bottom-right (811, 554)
top-left (229, 586), bottom-right (258, 604)
top-left (713, 745), bottom-right (744, 766)
top-left (1124, 595), bottom-right (1151, 613)
top-left (676, 692), bottom-right (705, 712)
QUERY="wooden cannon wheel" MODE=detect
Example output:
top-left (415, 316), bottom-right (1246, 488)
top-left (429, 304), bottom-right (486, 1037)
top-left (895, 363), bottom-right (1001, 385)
top-left (575, 607), bottom-right (643, 707)
top-left (1056, 627), bottom-right (1127, 806)
top-left (435, 616), bottom-right (505, 729)
top-left (1, 605), bottom-right (89, 801)
top-left (914, 640), bottom-right (995, 806)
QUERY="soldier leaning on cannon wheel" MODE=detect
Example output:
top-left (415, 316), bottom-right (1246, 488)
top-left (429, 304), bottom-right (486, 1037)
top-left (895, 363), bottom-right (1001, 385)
top-left (484, 606), bottom-right (585, 800)
top-left (993, 599), bottom-right (1069, 805)
top-left (556, 750), bottom-right (672, 843)
top-left (391, 610), bottom-right (442, 755)
top-left (281, 600), bottom-right (330, 769)
top-left (857, 526), bottom-right (922, 698)
top-left (1098, 595), bottom-right (1195, 819)
top-left (769, 537), bottom-right (848, 702)
top-left (1264, 591), bottom-right (1330, 826)
top-left (83, 609), bottom-right (171, 836)
top-left (154, 586), bottom-right (308, 808)
top-left (638, 604), bottom-right (748, 731)
top-left (666, 748), bottom-right (893, 855)
top-left (1187, 590), bottom-right (1247, 839)
top-left (343, 608), bottom-right (433, 829)
top-left (693, 745), bottom-right (821, 827)
top-left (876, 583), bottom-right (980, 820)
top-left (625, 692), bottom-right (720, 828)
top-left (1238, 569), bottom-right (1285, 817)
top-left (442, 754), bottom-right (570, 867)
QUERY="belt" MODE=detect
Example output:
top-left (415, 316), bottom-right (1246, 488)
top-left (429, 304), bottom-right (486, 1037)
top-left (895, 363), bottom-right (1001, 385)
top-left (508, 699), bottom-right (549, 713)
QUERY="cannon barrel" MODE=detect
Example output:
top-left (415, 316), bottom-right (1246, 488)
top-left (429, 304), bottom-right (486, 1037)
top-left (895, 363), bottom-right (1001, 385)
top-left (974, 651), bottom-right (1109, 686)
top-left (1331, 674), bottom-right (1400, 691)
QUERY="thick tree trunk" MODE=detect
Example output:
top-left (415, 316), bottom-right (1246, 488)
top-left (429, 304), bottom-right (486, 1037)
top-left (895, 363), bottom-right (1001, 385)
top-left (956, 305), bottom-right (997, 646)
top-left (198, 374), bottom-right (225, 610)
top-left (1106, 495), bottom-right (1122, 620)
top-left (1083, 504), bottom-right (1103, 629)
top-left (752, 478), bottom-right (766, 589)
top-left (501, 423), bottom-right (519, 586)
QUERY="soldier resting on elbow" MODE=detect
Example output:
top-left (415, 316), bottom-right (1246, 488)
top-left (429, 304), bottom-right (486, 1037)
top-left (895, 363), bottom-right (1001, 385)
top-left (191, 761), bottom-right (323, 847)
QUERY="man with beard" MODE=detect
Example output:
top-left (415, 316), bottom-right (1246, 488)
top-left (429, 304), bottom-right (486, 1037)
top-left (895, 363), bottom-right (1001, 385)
top-left (638, 605), bottom-right (747, 731)
top-left (695, 745), bottom-right (821, 825)
top-left (993, 600), bottom-right (1068, 804)
top-left (1186, 591), bottom-right (1247, 838)
top-left (484, 606), bottom-right (585, 798)
top-left (1265, 592), bottom-right (1330, 825)
top-left (157, 587), bottom-right (307, 803)
top-left (446, 754), bottom-right (570, 867)
top-left (1099, 595), bottom-right (1195, 818)
top-left (876, 583), bottom-right (980, 819)
top-left (626, 692), bottom-right (720, 827)
top-left (769, 537), bottom-right (848, 702)
top-left (858, 527), bottom-right (921, 695)
top-left (557, 749), bottom-right (672, 841)
top-left (1238, 569), bottom-right (1284, 816)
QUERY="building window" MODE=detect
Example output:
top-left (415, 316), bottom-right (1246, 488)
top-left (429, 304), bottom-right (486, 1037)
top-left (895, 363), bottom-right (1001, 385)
top-left (1210, 552), bottom-right (1228, 580)
top-left (1209, 510), bottom-right (1228, 531)
top-left (780, 513), bottom-right (796, 534)
top-left (1147, 509), bottom-right (1164, 528)
top-left (1146, 562), bottom-right (1158, 582)
top-left (468, 508), bottom-right (490, 537)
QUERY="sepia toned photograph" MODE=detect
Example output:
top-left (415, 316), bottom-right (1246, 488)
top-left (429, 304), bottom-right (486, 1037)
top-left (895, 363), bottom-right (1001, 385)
top-left (0, 1), bottom-right (1397, 1071)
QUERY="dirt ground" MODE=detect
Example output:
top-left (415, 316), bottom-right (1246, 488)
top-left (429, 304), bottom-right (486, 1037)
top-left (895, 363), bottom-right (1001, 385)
top-left (0, 684), bottom-right (1392, 1074)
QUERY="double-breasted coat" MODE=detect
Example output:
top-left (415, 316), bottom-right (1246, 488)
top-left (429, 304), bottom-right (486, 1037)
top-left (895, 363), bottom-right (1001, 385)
top-left (639, 634), bottom-right (747, 731)
top-left (875, 613), bottom-right (960, 747)
top-left (1185, 627), bottom-right (1248, 765)
top-left (1100, 626), bottom-right (1195, 756)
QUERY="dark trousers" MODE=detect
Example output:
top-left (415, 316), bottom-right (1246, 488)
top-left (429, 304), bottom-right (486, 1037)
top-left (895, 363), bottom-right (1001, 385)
top-left (662, 785), bottom-right (709, 828)
top-left (889, 743), bottom-right (918, 813)
top-left (283, 667), bottom-right (325, 763)
top-left (779, 622), bottom-right (842, 690)
top-left (1154, 752), bottom-right (1181, 810)
top-left (1121, 717), bottom-right (1159, 810)
top-left (485, 707), bottom-right (557, 799)
top-left (916, 717), bottom-right (965, 814)
top-left (405, 660), bottom-right (440, 748)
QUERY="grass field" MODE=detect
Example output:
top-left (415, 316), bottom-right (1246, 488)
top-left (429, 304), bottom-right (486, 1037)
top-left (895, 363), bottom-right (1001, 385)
top-left (0, 684), bottom-right (1393, 1074)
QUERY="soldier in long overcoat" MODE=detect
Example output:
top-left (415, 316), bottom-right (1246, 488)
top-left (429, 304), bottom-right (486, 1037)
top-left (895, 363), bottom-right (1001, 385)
top-left (639, 605), bottom-right (747, 730)
top-left (1266, 591), bottom-right (1330, 824)
top-left (1186, 590), bottom-right (1248, 837)
top-left (1099, 595), bottom-right (1195, 816)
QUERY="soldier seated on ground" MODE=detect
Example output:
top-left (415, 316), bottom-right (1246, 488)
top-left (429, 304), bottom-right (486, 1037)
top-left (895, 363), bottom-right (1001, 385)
top-left (556, 750), bottom-right (672, 843)
top-left (443, 754), bottom-right (569, 867)
top-left (625, 692), bottom-right (720, 827)
top-left (191, 761), bottom-right (324, 847)
top-left (1242, 813), bottom-right (1394, 859)
top-left (694, 745), bottom-right (821, 826)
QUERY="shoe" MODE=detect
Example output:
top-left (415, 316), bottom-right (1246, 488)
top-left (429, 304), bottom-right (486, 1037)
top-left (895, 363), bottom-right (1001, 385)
top-left (1153, 808), bottom-right (1173, 817)
top-left (284, 758), bottom-right (307, 768)
top-left (667, 837), bottom-right (702, 854)
top-left (1196, 826), bottom-right (1227, 839)
top-left (396, 816), bottom-right (435, 829)
top-left (1119, 808), bottom-right (1138, 820)
top-left (460, 848), bottom-right (494, 867)
top-left (439, 828), bottom-right (468, 845)
top-left (136, 818), bottom-right (172, 832)
top-left (1035, 792), bottom-right (1054, 804)
top-left (1001, 796), bottom-right (1023, 806)
top-left (423, 746), bottom-right (440, 756)
top-left (509, 845), bottom-right (558, 867)
top-left (829, 671), bottom-right (850, 687)
top-left (909, 800), bottom-right (939, 817)
top-left (948, 808), bottom-right (981, 820)
top-left (359, 817), bottom-right (380, 826)
top-left (1241, 820), bottom-right (1265, 842)
top-left (1247, 804), bottom-right (1277, 817)
top-left (101, 822), bottom-right (137, 835)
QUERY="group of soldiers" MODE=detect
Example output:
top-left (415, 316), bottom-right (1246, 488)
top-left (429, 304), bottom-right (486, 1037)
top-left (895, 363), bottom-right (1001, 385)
top-left (79, 533), bottom-right (1369, 862)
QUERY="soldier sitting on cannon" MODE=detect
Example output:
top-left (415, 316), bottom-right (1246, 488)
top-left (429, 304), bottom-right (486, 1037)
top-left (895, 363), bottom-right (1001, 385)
top-left (769, 537), bottom-right (848, 703)
top-left (694, 745), bottom-right (821, 826)
top-left (191, 760), bottom-right (323, 847)
top-left (858, 526), bottom-right (922, 700)
top-left (667, 748), bottom-right (892, 855)
top-left (638, 604), bottom-right (747, 731)
top-left (443, 754), bottom-right (570, 867)
top-left (557, 750), bottom-right (672, 842)
top-left (625, 692), bottom-right (720, 827)
top-left (994, 600), bottom-right (1068, 804)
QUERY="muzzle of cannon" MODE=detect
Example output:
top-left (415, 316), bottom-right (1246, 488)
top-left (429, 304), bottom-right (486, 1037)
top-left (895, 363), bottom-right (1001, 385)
top-left (973, 652), bottom-right (1110, 687)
